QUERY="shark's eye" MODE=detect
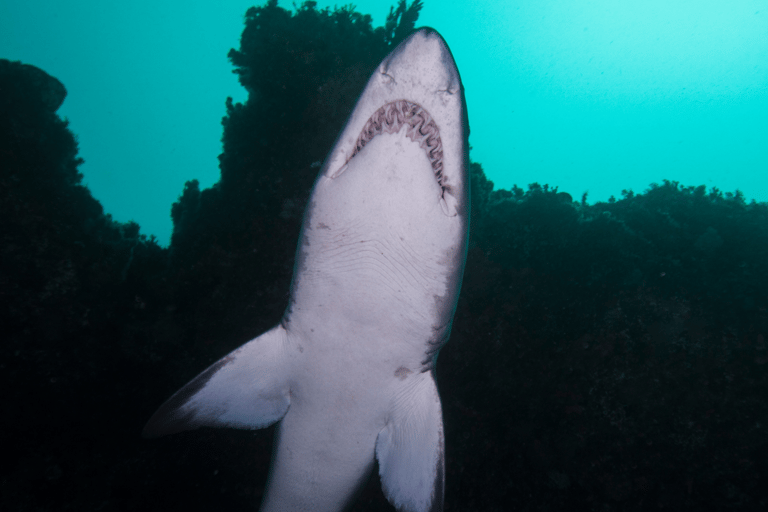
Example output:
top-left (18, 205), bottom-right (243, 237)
top-left (381, 72), bottom-right (396, 85)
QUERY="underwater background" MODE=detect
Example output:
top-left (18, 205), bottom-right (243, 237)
top-left (3, 0), bottom-right (766, 245)
top-left (1, 0), bottom-right (767, 510)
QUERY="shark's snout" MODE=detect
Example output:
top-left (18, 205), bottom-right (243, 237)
top-left (381, 28), bottom-right (462, 97)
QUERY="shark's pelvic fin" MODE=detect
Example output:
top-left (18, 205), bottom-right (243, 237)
top-left (376, 372), bottom-right (445, 512)
top-left (143, 326), bottom-right (291, 438)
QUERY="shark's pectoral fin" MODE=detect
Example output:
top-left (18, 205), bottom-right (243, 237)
top-left (376, 372), bottom-right (445, 512)
top-left (143, 325), bottom-right (291, 438)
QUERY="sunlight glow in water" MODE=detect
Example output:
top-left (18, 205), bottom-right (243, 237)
top-left (2, 0), bottom-right (766, 245)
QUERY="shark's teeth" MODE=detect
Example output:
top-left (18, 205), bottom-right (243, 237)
top-left (350, 100), bottom-right (445, 194)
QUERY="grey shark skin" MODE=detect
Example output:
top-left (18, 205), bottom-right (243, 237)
top-left (144, 28), bottom-right (469, 512)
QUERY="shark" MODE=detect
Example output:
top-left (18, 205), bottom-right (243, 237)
top-left (144, 27), bottom-right (469, 512)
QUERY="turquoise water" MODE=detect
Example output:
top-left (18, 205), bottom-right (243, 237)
top-left (2, 0), bottom-right (766, 245)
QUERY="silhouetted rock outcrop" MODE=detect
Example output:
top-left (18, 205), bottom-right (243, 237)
top-left (1, 58), bottom-right (170, 511)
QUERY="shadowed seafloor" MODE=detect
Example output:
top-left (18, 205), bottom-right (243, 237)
top-left (2, 2), bottom-right (767, 510)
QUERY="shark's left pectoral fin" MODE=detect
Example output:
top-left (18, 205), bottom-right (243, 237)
top-left (376, 372), bottom-right (445, 512)
top-left (143, 325), bottom-right (291, 438)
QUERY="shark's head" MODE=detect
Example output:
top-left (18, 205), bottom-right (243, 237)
top-left (294, 28), bottom-right (470, 367)
top-left (321, 27), bottom-right (470, 219)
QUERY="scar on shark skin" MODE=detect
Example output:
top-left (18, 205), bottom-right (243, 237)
top-left (394, 366), bottom-right (413, 380)
top-left (349, 100), bottom-right (449, 197)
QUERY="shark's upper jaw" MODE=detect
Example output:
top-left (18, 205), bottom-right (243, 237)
top-left (323, 28), bottom-right (469, 218)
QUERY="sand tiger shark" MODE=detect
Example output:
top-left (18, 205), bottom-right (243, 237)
top-left (144, 27), bottom-right (469, 512)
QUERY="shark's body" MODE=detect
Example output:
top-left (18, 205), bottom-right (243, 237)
top-left (144, 28), bottom-right (469, 512)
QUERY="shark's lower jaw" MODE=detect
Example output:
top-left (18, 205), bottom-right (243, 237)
top-left (350, 100), bottom-right (445, 194)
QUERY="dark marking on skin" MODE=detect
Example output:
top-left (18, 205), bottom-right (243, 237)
top-left (394, 366), bottom-right (412, 380)
top-left (142, 355), bottom-right (235, 438)
top-left (282, 298), bottom-right (296, 327)
top-left (316, 222), bottom-right (330, 230)
top-left (281, 312), bottom-right (291, 329)
top-left (421, 320), bottom-right (452, 371)
top-left (298, 345), bottom-right (304, 353)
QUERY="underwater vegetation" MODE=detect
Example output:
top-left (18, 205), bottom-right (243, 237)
top-left (1, 1), bottom-right (766, 510)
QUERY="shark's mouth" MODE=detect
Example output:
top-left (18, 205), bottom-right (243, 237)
top-left (350, 100), bottom-right (445, 194)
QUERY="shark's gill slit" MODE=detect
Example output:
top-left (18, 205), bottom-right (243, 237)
top-left (349, 100), bottom-right (445, 195)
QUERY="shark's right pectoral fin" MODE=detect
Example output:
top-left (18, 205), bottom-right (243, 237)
top-left (143, 325), bottom-right (291, 438)
top-left (376, 372), bottom-right (445, 512)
